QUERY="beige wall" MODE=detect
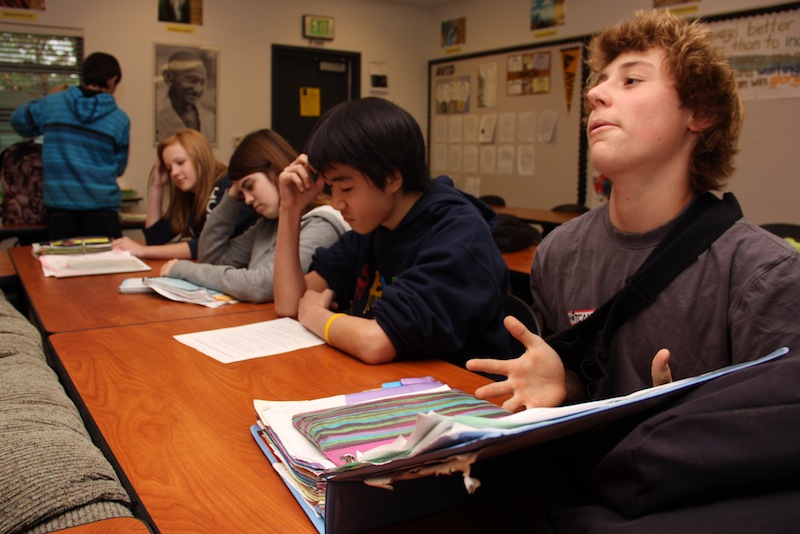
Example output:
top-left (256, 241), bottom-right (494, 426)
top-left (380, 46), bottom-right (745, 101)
top-left (3, 0), bottom-right (794, 224)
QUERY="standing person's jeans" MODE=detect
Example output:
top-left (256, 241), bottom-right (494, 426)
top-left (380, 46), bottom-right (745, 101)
top-left (47, 208), bottom-right (122, 240)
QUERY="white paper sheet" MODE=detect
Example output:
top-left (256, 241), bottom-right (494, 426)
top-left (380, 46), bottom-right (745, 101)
top-left (174, 317), bottom-right (325, 363)
top-left (38, 250), bottom-right (150, 278)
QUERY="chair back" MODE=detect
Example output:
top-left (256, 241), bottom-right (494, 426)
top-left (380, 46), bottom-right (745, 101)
top-left (551, 203), bottom-right (589, 214)
top-left (479, 195), bottom-right (506, 207)
top-left (761, 223), bottom-right (800, 241)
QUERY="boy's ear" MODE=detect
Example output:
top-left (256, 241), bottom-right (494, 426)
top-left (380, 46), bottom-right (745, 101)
top-left (385, 170), bottom-right (403, 194)
top-left (688, 112), bottom-right (715, 133)
top-left (104, 76), bottom-right (119, 93)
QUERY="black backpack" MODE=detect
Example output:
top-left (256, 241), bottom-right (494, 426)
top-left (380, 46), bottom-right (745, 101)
top-left (491, 213), bottom-right (541, 252)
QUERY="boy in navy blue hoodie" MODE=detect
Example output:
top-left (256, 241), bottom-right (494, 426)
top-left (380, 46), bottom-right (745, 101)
top-left (275, 97), bottom-right (510, 367)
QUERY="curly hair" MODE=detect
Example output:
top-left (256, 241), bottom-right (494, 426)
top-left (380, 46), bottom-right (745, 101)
top-left (156, 128), bottom-right (226, 236)
top-left (585, 10), bottom-right (743, 192)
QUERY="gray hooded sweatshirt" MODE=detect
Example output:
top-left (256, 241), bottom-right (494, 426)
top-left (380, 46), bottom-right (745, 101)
top-left (168, 194), bottom-right (350, 303)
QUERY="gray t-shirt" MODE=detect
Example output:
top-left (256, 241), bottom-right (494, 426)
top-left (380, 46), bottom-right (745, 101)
top-left (531, 202), bottom-right (800, 398)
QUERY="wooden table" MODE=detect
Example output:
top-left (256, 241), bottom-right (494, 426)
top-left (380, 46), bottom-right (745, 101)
top-left (502, 245), bottom-right (536, 274)
top-left (9, 246), bottom-right (273, 334)
top-left (494, 206), bottom-right (580, 235)
top-left (49, 311), bottom-right (500, 533)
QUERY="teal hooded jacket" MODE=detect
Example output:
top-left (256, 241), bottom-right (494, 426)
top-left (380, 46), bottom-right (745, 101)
top-left (11, 85), bottom-right (130, 211)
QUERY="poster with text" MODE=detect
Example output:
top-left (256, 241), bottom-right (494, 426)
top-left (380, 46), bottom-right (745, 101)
top-left (709, 8), bottom-right (800, 101)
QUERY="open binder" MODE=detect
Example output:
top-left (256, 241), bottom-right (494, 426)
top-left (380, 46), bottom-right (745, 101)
top-left (119, 276), bottom-right (237, 308)
top-left (251, 348), bottom-right (788, 534)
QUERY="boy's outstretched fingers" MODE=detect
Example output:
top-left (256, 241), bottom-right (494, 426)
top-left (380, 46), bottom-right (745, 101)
top-left (472, 376), bottom-right (515, 401)
top-left (466, 316), bottom-right (531, 386)
top-left (467, 357), bottom-right (513, 392)
top-left (503, 315), bottom-right (538, 348)
top-left (471, 315), bottom-right (568, 411)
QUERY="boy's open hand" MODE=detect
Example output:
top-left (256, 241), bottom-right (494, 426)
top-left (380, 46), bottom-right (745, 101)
top-left (467, 316), bottom-right (568, 412)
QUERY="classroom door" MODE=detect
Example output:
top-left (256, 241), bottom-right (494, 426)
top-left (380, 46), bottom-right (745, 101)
top-left (272, 45), bottom-right (360, 154)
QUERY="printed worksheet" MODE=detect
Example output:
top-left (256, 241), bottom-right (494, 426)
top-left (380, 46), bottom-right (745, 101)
top-left (175, 318), bottom-right (324, 363)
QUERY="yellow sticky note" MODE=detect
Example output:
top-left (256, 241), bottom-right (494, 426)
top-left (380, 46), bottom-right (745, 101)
top-left (300, 87), bottom-right (321, 117)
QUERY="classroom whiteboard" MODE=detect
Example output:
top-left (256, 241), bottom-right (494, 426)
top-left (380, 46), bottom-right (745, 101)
top-left (428, 38), bottom-right (589, 210)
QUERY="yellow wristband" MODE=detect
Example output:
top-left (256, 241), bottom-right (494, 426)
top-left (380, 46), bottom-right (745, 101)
top-left (324, 313), bottom-right (345, 345)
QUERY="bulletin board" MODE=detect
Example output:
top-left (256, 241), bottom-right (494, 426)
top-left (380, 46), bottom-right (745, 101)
top-left (428, 37), bottom-right (590, 210)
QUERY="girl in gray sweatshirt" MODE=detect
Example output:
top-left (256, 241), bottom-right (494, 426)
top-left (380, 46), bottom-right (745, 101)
top-left (161, 129), bottom-right (349, 302)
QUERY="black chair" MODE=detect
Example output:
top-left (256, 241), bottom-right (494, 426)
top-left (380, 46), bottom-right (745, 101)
top-left (551, 203), bottom-right (589, 214)
top-left (479, 195), bottom-right (506, 207)
top-left (761, 223), bottom-right (800, 241)
top-left (502, 292), bottom-right (541, 357)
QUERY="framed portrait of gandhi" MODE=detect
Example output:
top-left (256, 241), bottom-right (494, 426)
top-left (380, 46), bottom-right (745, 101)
top-left (154, 43), bottom-right (218, 145)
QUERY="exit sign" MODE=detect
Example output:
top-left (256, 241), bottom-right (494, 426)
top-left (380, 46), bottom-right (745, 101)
top-left (303, 15), bottom-right (335, 40)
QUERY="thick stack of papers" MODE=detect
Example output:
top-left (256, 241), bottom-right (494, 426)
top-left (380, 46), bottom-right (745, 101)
top-left (251, 378), bottom-right (460, 524)
top-left (32, 236), bottom-right (113, 256)
top-left (251, 348), bottom-right (788, 533)
top-left (38, 250), bottom-right (150, 278)
top-left (292, 388), bottom-right (510, 467)
top-left (119, 276), bottom-right (237, 308)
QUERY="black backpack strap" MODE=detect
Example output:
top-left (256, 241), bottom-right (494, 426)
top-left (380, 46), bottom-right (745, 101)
top-left (599, 192), bottom-right (743, 356)
top-left (546, 193), bottom-right (743, 396)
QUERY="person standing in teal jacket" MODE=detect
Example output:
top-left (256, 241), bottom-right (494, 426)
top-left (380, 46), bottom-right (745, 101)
top-left (11, 52), bottom-right (130, 239)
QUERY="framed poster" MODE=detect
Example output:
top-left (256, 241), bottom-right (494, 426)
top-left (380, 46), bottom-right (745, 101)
top-left (157, 0), bottom-right (203, 25)
top-left (154, 43), bottom-right (218, 144)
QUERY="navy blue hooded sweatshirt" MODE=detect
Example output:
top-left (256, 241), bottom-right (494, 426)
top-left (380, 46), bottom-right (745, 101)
top-left (311, 177), bottom-right (511, 367)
